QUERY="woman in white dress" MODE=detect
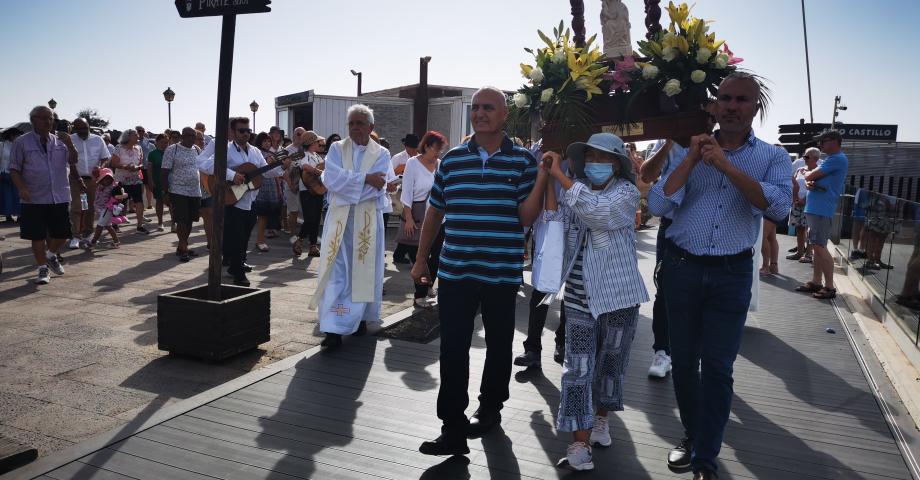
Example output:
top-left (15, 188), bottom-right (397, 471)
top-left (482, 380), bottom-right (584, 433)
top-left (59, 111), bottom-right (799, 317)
top-left (110, 129), bottom-right (149, 234)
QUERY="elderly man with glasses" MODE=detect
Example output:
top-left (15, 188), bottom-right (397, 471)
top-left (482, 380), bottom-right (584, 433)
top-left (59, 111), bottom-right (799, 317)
top-left (68, 117), bottom-right (111, 248)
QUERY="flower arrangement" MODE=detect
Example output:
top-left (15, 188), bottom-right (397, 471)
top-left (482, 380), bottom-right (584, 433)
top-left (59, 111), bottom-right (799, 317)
top-left (606, 1), bottom-right (768, 113)
top-left (512, 22), bottom-right (609, 131)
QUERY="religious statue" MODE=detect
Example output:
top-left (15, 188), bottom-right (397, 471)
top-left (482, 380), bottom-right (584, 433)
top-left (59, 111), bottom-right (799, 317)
top-left (601, 0), bottom-right (633, 59)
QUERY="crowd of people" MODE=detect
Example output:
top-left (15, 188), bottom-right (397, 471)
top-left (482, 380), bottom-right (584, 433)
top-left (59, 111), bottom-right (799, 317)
top-left (1, 72), bottom-right (858, 479)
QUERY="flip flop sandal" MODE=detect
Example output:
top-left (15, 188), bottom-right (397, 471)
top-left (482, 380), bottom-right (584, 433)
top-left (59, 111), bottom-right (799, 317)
top-left (292, 239), bottom-right (303, 256)
top-left (308, 244), bottom-right (321, 257)
top-left (812, 288), bottom-right (837, 299)
top-left (795, 282), bottom-right (822, 293)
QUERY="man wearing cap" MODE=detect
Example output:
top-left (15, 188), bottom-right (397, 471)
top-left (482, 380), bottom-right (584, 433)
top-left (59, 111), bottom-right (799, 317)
top-left (796, 130), bottom-right (848, 299)
top-left (413, 87), bottom-right (546, 456)
top-left (648, 73), bottom-right (791, 480)
top-left (195, 122), bottom-right (213, 146)
top-left (286, 128), bottom-right (326, 257)
top-left (9, 106), bottom-right (80, 285)
top-left (68, 118), bottom-right (111, 249)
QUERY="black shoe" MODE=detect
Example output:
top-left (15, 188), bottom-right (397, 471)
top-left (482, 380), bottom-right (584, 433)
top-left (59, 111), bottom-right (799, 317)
top-left (179, 251), bottom-right (190, 262)
top-left (553, 344), bottom-right (564, 365)
top-left (419, 434), bottom-right (469, 456)
top-left (467, 409), bottom-right (501, 438)
top-left (693, 469), bottom-right (716, 480)
top-left (321, 333), bottom-right (342, 350)
top-left (232, 273), bottom-right (250, 287)
top-left (668, 437), bottom-right (693, 469)
top-left (352, 321), bottom-right (367, 337)
top-left (222, 258), bottom-right (230, 267)
top-left (393, 256), bottom-right (410, 264)
top-left (513, 351), bottom-right (541, 368)
top-left (787, 246), bottom-right (798, 253)
top-left (241, 262), bottom-right (253, 272)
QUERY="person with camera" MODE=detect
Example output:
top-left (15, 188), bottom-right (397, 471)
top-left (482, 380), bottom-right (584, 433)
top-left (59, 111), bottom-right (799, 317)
top-left (9, 106), bottom-right (80, 284)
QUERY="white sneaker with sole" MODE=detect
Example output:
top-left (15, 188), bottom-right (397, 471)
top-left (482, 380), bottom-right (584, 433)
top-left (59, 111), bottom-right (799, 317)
top-left (46, 254), bottom-right (65, 276)
top-left (557, 441), bottom-right (593, 471)
top-left (34, 266), bottom-right (51, 285)
top-left (590, 415), bottom-right (611, 447)
top-left (648, 350), bottom-right (672, 378)
top-left (67, 238), bottom-right (80, 249)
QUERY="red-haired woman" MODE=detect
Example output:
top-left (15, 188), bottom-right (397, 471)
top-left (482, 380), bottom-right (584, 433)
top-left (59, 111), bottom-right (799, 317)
top-left (399, 131), bottom-right (446, 307)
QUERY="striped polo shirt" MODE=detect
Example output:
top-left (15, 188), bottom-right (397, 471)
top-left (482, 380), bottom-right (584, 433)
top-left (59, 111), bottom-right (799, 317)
top-left (429, 135), bottom-right (538, 285)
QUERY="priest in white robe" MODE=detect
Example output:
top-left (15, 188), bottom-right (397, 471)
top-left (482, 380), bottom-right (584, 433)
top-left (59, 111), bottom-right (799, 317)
top-left (310, 104), bottom-right (393, 349)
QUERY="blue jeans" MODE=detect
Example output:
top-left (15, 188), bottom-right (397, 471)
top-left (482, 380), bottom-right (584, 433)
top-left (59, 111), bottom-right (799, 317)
top-left (660, 245), bottom-right (753, 474)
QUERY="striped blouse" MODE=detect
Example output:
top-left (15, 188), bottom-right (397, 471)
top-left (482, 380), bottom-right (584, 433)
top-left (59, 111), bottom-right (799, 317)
top-left (550, 178), bottom-right (649, 317)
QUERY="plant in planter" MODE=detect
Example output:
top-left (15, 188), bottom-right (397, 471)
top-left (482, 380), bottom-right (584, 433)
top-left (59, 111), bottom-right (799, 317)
top-left (609, 1), bottom-right (770, 117)
top-left (511, 21), bottom-right (610, 145)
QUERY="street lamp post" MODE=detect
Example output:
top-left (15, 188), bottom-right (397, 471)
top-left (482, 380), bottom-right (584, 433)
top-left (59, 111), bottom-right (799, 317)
top-left (163, 87), bottom-right (175, 129)
top-left (250, 100), bottom-right (259, 130)
top-left (831, 95), bottom-right (847, 129)
top-left (47, 98), bottom-right (57, 111)
top-left (350, 69), bottom-right (362, 97)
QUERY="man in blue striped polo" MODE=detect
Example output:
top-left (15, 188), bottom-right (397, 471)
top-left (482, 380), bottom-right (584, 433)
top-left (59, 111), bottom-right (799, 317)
top-left (413, 86), bottom-right (547, 456)
top-left (648, 73), bottom-right (792, 480)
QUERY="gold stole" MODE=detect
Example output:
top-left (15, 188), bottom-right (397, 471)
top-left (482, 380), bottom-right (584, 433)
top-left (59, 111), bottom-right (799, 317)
top-left (309, 138), bottom-right (380, 309)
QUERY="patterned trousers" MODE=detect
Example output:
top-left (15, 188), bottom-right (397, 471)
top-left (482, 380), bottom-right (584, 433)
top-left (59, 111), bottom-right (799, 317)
top-left (556, 305), bottom-right (639, 432)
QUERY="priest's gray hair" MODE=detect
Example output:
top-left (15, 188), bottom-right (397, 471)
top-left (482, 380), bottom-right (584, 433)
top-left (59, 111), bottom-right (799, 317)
top-left (347, 104), bottom-right (375, 125)
top-left (473, 86), bottom-right (507, 103)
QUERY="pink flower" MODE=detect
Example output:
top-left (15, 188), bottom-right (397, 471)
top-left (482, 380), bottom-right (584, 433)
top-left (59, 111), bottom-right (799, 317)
top-left (721, 43), bottom-right (744, 65)
top-left (614, 55), bottom-right (637, 72)
top-left (604, 70), bottom-right (632, 92)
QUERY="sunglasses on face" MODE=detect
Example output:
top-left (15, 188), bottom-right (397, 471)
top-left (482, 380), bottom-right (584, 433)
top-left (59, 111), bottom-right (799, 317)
top-left (236, 128), bottom-right (252, 134)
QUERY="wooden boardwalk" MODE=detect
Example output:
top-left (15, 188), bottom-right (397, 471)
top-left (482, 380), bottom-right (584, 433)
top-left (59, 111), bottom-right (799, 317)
top-left (8, 238), bottom-right (916, 479)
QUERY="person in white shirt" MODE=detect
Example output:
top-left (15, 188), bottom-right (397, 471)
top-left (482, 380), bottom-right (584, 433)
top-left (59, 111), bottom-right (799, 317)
top-left (0, 128), bottom-right (24, 223)
top-left (68, 118), bottom-right (112, 248)
top-left (197, 117), bottom-right (287, 286)
top-left (399, 131), bottom-right (446, 307)
top-left (287, 129), bottom-right (326, 257)
top-left (195, 122), bottom-right (213, 146)
top-left (390, 133), bottom-right (420, 263)
top-left (391, 133), bottom-right (419, 176)
top-left (786, 147), bottom-right (820, 261)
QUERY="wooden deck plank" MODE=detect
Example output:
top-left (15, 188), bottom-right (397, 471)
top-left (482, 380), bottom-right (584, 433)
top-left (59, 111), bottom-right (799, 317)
top-left (43, 461), bottom-right (137, 480)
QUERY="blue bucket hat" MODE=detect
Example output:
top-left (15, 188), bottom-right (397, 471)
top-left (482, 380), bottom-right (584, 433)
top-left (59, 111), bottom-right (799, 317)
top-left (565, 132), bottom-right (634, 185)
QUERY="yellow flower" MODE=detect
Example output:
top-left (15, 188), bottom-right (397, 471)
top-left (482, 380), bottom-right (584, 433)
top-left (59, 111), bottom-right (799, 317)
top-left (666, 1), bottom-right (691, 31)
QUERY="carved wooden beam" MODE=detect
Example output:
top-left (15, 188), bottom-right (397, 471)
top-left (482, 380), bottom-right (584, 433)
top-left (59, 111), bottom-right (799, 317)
top-left (570, 0), bottom-right (586, 48)
top-left (644, 0), bottom-right (662, 40)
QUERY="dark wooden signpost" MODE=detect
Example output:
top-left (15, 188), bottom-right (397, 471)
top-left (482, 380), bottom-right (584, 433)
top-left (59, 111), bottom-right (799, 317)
top-left (156, 0), bottom-right (272, 361)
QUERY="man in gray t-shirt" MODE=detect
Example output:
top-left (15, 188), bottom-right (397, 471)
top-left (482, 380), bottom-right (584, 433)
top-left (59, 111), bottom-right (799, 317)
top-left (161, 127), bottom-right (202, 261)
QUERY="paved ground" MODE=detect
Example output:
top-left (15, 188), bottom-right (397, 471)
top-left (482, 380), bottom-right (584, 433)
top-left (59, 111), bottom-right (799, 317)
top-left (0, 213), bottom-right (419, 458)
top-left (9, 234), bottom-right (915, 479)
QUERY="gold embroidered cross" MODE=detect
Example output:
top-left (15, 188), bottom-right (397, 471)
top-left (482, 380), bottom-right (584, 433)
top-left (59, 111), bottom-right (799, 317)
top-left (331, 304), bottom-right (351, 316)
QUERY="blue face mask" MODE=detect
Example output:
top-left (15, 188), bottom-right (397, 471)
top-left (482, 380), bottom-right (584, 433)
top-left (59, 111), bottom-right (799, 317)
top-left (584, 162), bottom-right (614, 186)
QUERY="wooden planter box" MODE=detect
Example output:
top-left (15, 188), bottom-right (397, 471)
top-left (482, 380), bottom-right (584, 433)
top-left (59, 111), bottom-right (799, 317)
top-left (540, 90), bottom-right (710, 151)
top-left (157, 284), bottom-right (270, 361)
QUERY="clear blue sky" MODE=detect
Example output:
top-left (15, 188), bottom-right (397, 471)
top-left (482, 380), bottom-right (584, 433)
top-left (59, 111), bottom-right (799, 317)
top-left (1, 0), bottom-right (917, 145)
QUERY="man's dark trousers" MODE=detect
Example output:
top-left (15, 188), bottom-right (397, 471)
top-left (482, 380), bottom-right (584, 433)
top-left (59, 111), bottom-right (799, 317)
top-left (224, 206), bottom-right (256, 273)
top-left (522, 290), bottom-right (566, 354)
top-left (652, 216), bottom-right (673, 353)
top-left (660, 245), bottom-right (753, 474)
top-left (436, 279), bottom-right (518, 440)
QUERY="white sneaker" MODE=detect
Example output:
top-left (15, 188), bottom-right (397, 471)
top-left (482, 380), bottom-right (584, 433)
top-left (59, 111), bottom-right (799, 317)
top-left (557, 441), bottom-right (593, 471)
top-left (289, 235), bottom-right (299, 245)
top-left (413, 298), bottom-right (432, 309)
top-left (46, 254), bottom-right (65, 276)
top-left (590, 415), bottom-right (612, 447)
top-left (34, 266), bottom-right (51, 285)
top-left (648, 350), bottom-right (672, 378)
top-left (67, 238), bottom-right (80, 249)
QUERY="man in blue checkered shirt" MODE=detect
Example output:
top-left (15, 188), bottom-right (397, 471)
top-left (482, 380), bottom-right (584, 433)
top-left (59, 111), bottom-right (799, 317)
top-left (648, 73), bottom-right (792, 479)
